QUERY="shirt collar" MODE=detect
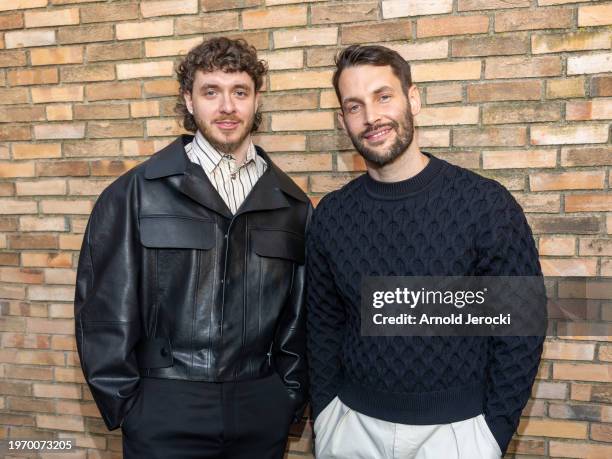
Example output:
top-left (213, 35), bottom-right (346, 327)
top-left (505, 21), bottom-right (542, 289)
top-left (192, 130), bottom-right (257, 175)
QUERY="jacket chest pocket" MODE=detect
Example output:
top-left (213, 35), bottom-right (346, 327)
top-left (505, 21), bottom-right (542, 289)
top-left (250, 228), bottom-right (305, 264)
top-left (139, 215), bottom-right (215, 250)
top-left (139, 215), bottom-right (216, 338)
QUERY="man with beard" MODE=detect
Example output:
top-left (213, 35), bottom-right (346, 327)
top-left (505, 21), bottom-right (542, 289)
top-left (307, 45), bottom-right (544, 458)
top-left (75, 37), bottom-right (310, 458)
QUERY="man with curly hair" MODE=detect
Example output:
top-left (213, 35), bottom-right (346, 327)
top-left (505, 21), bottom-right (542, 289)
top-left (75, 37), bottom-right (310, 458)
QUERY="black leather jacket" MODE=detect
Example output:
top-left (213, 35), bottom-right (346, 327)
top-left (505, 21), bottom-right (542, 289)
top-left (75, 135), bottom-right (311, 430)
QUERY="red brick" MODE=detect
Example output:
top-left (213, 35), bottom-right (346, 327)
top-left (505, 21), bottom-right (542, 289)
top-left (273, 27), bottom-right (337, 49)
top-left (453, 127), bottom-right (527, 147)
top-left (9, 234), bottom-right (58, 250)
top-left (341, 20), bottom-right (411, 45)
top-left (37, 161), bottom-right (89, 177)
top-left (271, 153), bottom-right (332, 173)
top-left (539, 236), bottom-right (575, 256)
top-left (554, 363), bottom-right (612, 382)
top-left (531, 125), bottom-right (609, 146)
top-left (24, 8), bottom-right (79, 28)
top-left (547, 77), bottom-right (586, 99)
top-left (530, 171), bottom-right (605, 191)
top-left (58, 24), bottom-right (114, 44)
top-left (141, 0), bottom-right (197, 18)
top-left (87, 121), bottom-right (144, 139)
top-left (73, 103), bottom-right (130, 120)
top-left (568, 52), bottom-right (612, 75)
top-left (382, 0), bottom-right (452, 18)
top-left (561, 145), bottom-right (612, 167)
top-left (541, 258), bottom-right (597, 276)
top-left (467, 81), bottom-right (541, 102)
top-left (485, 56), bottom-right (562, 79)
top-left (202, 0), bottom-right (261, 11)
top-left (15, 179), bottom-right (66, 196)
top-left (7, 67), bottom-right (57, 86)
top-left (175, 13), bottom-right (239, 35)
top-left (0, 50), bottom-right (27, 67)
top-left (452, 35), bottom-right (528, 57)
top-left (566, 99), bottom-right (612, 121)
top-left (311, 2), bottom-right (378, 25)
top-left (514, 193), bottom-right (560, 213)
top-left (143, 79), bottom-right (179, 97)
top-left (87, 41), bottom-right (142, 62)
top-left (566, 195), bottom-right (612, 212)
top-left (579, 238), bottom-right (612, 256)
top-left (90, 160), bottom-right (141, 176)
top-left (484, 102), bottom-right (561, 124)
top-left (482, 149), bottom-right (556, 169)
top-left (86, 81), bottom-right (141, 102)
top-left (243, 5), bottom-right (307, 29)
top-left (80, 2), bottom-right (139, 23)
top-left (60, 64), bottom-right (115, 83)
top-left (0, 13), bottom-right (24, 31)
top-left (528, 215), bottom-right (601, 234)
top-left (0, 106), bottom-right (45, 123)
top-left (21, 252), bottom-right (73, 268)
top-left (495, 7), bottom-right (573, 32)
top-left (458, 0), bottom-right (529, 11)
top-left (64, 139), bottom-right (121, 158)
top-left (418, 15), bottom-right (488, 38)
top-left (0, 87), bottom-right (28, 104)
top-left (591, 75), bottom-right (612, 97)
top-left (30, 45), bottom-right (83, 66)
top-left (578, 3), bottom-right (612, 27)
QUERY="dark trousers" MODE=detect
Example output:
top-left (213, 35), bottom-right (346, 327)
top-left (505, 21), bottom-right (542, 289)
top-left (121, 374), bottom-right (295, 459)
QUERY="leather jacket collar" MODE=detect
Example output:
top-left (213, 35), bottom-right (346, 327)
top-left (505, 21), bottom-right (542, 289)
top-left (144, 135), bottom-right (308, 219)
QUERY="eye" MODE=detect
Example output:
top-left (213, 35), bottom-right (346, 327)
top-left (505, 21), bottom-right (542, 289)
top-left (380, 94), bottom-right (391, 102)
top-left (348, 104), bottom-right (361, 113)
top-left (205, 89), bottom-right (216, 97)
top-left (235, 90), bottom-right (247, 97)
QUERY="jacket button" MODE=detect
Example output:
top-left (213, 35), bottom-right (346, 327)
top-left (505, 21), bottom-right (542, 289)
top-left (224, 234), bottom-right (228, 239)
top-left (160, 347), bottom-right (168, 357)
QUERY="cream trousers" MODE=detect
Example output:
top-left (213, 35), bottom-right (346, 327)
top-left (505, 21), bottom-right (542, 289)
top-left (314, 397), bottom-right (502, 459)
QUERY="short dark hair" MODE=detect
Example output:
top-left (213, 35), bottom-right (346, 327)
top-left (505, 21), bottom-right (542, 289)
top-left (332, 45), bottom-right (413, 106)
top-left (175, 37), bottom-right (268, 132)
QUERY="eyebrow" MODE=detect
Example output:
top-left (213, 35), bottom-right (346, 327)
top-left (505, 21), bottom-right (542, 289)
top-left (341, 85), bottom-right (395, 105)
top-left (199, 83), bottom-right (251, 91)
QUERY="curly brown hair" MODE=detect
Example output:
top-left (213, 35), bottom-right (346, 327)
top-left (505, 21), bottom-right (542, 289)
top-left (175, 37), bottom-right (268, 133)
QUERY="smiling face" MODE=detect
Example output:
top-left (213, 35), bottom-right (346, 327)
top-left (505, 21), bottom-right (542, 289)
top-left (337, 65), bottom-right (417, 167)
top-left (183, 69), bottom-right (260, 155)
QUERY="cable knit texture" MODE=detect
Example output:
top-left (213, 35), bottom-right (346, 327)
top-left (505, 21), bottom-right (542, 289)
top-left (306, 152), bottom-right (544, 455)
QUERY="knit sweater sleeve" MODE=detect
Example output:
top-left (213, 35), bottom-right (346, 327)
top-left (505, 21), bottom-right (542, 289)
top-left (306, 202), bottom-right (346, 420)
top-left (475, 184), bottom-right (546, 455)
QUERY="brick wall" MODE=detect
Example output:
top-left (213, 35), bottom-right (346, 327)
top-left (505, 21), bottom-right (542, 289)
top-left (0, 0), bottom-right (610, 457)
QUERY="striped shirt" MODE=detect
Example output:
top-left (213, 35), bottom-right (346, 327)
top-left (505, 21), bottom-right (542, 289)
top-left (185, 130), bottom-right (267, 214)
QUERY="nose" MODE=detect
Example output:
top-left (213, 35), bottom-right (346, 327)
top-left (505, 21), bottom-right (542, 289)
top-left (220, 94), bottom-right (236, 114)
top-left (363, 103), bottom-right (380, 126)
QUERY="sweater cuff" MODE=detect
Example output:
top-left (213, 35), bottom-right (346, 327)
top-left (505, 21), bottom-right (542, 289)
top-left (484, 414), bottom-right (515, 456)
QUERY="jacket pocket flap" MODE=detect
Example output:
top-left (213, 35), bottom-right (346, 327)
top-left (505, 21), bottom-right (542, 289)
top-left (139, 216), bottom-right (215, 249)
top-left (251, 229), bottom-right (304, 263)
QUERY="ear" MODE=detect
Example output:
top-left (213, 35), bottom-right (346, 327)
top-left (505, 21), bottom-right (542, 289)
top-left (337, 109), bottom-right (347, 132)
top-left (407, 84), bottom-right (421, 116)
top-left (183, 90), bottom-right (194, 115)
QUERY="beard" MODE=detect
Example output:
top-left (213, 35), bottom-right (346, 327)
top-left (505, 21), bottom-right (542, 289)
top-left (346, 107), bottom-right (415, 167)
top-left (195, 109), bottom-right (259, 155)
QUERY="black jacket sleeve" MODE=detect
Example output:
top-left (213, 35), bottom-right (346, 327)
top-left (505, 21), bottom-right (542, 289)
top-left (476, 184), bottom-right (546, 455)
top-left (74, 184), bottom-right (142, 431)
top-left (272, 203), bottom-right (312, 423)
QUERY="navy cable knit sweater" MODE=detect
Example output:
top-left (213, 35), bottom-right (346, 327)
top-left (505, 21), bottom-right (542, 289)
top-left (306, 152), bottom-right (544, 455)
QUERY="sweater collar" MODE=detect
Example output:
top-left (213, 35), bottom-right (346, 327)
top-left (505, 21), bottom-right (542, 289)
top-left (362, 151), bottom-right (445, 198)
